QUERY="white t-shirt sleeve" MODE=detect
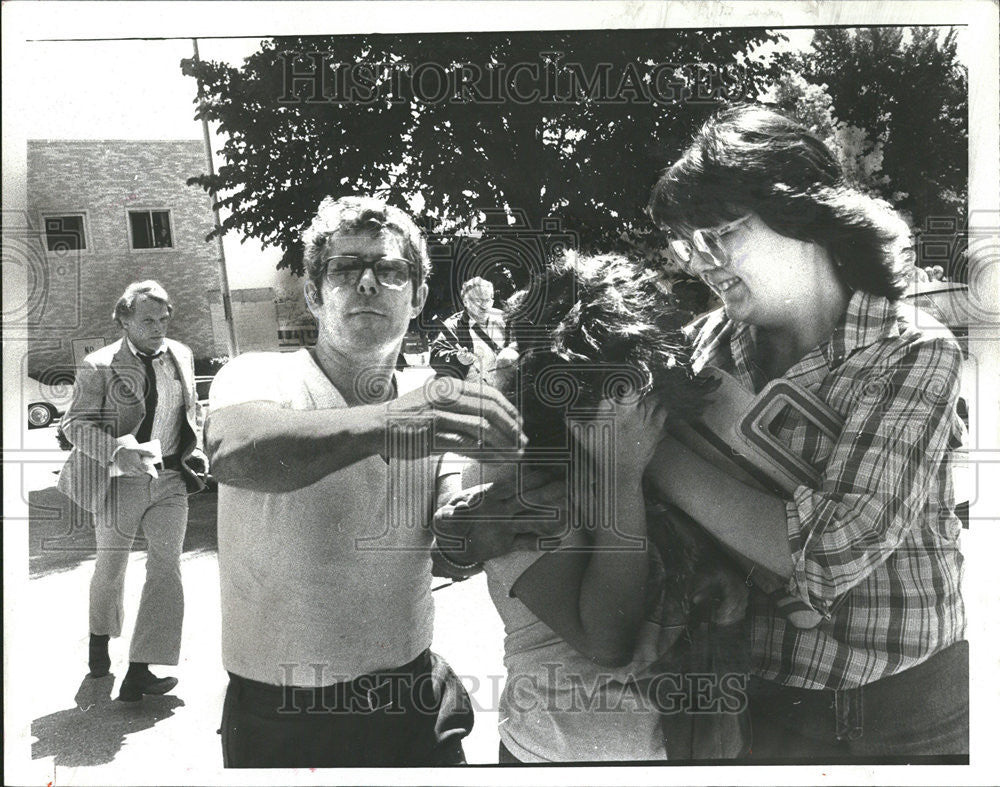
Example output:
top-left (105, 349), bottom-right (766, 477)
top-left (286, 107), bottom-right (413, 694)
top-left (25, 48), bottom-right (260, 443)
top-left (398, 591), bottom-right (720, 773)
top-left (208, 352), bottom-right (288, 411)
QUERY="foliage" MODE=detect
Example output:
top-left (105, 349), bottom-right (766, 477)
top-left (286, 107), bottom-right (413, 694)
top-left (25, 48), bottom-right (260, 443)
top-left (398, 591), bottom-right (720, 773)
top-left (182, 29), bottom-right (783, 295)
top-left (193, 356), bottom-right (231, 376)
top-left (773, 27), bottom-right (967, 233)
top-left (767, 72), bottom-right (888, 193)
top-left (183, 27), bottom-right (967, 298)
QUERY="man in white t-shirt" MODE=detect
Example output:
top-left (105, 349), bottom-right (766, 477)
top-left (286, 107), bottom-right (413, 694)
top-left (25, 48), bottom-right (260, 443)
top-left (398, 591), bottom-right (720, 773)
top-left (206, 196), bottom-right (525, 768)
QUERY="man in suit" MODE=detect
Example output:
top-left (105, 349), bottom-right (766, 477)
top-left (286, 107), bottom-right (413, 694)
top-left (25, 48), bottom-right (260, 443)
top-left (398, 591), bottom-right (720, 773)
top-left (429, 276), bottom-right (517, 385)
top-left (58, 280), bottom-right (206, 701)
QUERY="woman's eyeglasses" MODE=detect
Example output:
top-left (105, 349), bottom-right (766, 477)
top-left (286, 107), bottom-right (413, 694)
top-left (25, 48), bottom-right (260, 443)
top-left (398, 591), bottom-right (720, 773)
top-left (324, 255), bottom-right (415, 290)
top-left (665, 215), bottom-right (751, 274)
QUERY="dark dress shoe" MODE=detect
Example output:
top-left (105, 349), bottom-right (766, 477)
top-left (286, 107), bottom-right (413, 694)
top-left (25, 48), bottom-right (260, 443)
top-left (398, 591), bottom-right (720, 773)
top-left (117, 672), bottom-right (178, 702)
top-left (89, 635), bottom-right (111, 678)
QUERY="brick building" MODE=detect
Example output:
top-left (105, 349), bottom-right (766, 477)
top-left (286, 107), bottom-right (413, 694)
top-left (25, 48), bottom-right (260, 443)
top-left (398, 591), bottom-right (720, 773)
top-left (25, 139), bottom-right (231, 377)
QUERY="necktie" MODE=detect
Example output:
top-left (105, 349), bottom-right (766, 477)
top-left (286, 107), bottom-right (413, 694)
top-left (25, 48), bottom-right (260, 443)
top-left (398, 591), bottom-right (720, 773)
top-left (135, 352), bottom-right (158, 444)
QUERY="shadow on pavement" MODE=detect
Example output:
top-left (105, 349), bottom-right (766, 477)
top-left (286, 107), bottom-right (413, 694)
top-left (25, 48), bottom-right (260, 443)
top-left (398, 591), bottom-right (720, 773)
top-left (29, 487), bottom-right (219, 578)
top-left (31, 674), bottom-right (184, 767)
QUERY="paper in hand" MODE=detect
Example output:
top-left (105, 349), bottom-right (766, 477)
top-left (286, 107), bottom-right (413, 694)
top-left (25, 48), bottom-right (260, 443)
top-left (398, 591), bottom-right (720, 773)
top-left (110, 435), bottom-right (162, 478)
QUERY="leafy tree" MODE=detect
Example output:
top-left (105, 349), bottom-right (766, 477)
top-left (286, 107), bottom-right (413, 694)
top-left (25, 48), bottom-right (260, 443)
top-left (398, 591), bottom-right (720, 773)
top-left (767, 72), bottom-right (889, 194)
top-left (182, 29), bottom-right (782, 310)
top-left (778, 27), bottom-right (967, 235)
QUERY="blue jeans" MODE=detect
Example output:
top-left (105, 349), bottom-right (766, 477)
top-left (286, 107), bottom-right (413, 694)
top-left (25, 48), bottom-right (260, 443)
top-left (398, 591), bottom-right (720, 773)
top-left (748, 640), bottom-right (968, 761)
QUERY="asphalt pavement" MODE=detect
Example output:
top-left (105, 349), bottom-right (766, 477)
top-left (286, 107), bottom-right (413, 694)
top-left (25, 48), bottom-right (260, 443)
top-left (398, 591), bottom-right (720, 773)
top-left (19, 423), bottom-right (507, 784)
top-left (13, 385), bottom-right (995, 784)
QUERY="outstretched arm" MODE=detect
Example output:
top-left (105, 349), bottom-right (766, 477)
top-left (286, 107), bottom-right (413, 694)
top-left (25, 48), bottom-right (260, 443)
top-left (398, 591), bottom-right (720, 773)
top-left (647, 436), bottom-right (793, 578)
top-left (207, 401), bottom-right (392, 492)
top-left (206, 357), bottom-right (525, 494)
top-left (645, 336), bottom-right (963, 614)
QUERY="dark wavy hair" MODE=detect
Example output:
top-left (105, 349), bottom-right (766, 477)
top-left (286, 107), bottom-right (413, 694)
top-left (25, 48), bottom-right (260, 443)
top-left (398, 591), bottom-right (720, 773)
top-left (501, 253), bottom-right (747, 652)
top-left (647, 104), bottom-right (907, 300)
top-left (502, 253), bottom-right (713, 452)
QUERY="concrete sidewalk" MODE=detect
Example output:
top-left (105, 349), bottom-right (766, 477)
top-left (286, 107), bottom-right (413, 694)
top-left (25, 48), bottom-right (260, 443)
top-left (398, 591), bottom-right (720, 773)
top-left (23, 481), bottom-right (507, 784)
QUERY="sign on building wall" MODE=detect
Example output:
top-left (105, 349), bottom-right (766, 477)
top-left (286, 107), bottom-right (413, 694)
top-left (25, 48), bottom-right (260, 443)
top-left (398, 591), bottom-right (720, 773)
top-left (71, 337), bottom-right (112, 366)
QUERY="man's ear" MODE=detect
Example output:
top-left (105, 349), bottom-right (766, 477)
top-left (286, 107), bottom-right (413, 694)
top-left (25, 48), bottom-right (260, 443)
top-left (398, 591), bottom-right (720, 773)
top-left (411, 282), bottom-right (429, 316)
top-left (304, 279), bottom-right (322, 317)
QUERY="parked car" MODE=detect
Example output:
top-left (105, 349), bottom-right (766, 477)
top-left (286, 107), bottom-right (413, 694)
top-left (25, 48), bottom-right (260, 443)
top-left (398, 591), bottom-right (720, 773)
top-left (400, 329), bottom-right (430, 367)
top-left (193, 374), bottom-right (217, 490)
top-left (195, 374), bottom-right (214, 409)
top-left (25, 376), bottom-right (74, 428)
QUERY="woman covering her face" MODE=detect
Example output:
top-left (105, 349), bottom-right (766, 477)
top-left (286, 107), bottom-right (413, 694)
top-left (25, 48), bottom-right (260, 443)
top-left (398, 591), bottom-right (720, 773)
top-left (645, 105), bottom-right (968, 759)
top-left (450, 254), bottom-right (750, 762)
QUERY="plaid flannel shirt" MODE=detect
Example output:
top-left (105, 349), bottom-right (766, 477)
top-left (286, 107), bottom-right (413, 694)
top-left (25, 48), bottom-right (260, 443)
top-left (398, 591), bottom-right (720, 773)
top-left (690, 291), bottom-right (966, 690)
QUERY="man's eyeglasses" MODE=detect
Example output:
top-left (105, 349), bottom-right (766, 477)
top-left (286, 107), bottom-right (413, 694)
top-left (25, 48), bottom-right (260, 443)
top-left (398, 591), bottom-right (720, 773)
top-left (324, 255), bottom-right (416, 290)
top-left (665, 215), bottom-right (751, 274)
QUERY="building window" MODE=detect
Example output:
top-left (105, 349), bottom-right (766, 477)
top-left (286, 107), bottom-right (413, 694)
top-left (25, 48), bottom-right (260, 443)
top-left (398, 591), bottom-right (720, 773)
top-left (44, 215), bottom-right (87, 252)
top-left (278, 327), bottom-right (318, 348)
top-left (129, 210), bottom-right (173, 249)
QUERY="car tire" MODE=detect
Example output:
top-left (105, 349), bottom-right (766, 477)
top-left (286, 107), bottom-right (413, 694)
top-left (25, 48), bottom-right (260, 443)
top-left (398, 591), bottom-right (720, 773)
top-left (27, 403), bottom-right (55, 428)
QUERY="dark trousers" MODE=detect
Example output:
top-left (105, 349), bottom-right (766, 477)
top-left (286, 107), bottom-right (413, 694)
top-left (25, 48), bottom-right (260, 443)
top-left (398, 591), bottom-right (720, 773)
top-left (748, 640), bottom-right (968, 761)
top-left (221, 649), bottom-right (473, 767)
top-left (498, 740), bottom-right (521, 764)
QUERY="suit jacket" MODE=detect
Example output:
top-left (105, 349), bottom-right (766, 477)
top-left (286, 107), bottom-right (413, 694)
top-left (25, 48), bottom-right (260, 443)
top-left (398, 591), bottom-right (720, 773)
top-left (429, 309), bottom-right (511, 380)
top-left (57, 337), bottom-right (205, 513)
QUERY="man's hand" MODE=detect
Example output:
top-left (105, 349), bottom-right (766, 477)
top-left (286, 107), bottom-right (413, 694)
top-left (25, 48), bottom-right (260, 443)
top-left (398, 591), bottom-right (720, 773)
top-left (388, 378), bottom-right (526, 458)
top-left (495, 346), bottom-right (519, 369)
top-left (456, 348), bottom-right (476, 366)
top-left (115, 447), bottom-right (157, 476)
top-left (433, 467), bottom-right (568, 563)
top-left (186, 449), bottom-right (209, 477)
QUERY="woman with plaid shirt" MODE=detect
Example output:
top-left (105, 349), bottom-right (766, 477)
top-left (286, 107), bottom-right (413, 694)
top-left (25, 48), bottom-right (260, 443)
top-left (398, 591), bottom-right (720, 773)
top-left (644, 105), bottom-right (967, 759)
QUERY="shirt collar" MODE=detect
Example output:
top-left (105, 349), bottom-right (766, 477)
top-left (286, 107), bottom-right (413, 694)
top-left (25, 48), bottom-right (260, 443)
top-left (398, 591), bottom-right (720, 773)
top-left (694, 290), bottom-right (900, 389)
top-left (301, 348), bottom-right (399, 407)
top-left (728, 321), bottom-right (759, 386)
top-left (126, 337), bottom-right (166, 359)
top-left (821, 290), bottom-right (899, 367)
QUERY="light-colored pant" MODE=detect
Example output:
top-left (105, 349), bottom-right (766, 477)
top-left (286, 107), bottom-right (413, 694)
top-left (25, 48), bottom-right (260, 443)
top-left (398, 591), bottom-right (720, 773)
top-left (89, 470), bottom-right (188, 665)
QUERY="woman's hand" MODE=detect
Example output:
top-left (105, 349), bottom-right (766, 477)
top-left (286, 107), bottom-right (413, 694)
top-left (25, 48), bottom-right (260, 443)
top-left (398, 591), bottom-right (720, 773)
top-left (602, 394), bottom-right (671, 480)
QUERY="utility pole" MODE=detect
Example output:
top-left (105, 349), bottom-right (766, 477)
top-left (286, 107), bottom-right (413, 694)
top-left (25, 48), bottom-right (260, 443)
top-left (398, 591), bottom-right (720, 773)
top-left (192, 37), bottom-right (239, 357)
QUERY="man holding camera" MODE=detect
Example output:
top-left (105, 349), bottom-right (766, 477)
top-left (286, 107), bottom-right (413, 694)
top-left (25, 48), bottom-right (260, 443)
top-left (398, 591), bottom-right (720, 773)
top-left (430, 276), bottom-right (517, 386)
